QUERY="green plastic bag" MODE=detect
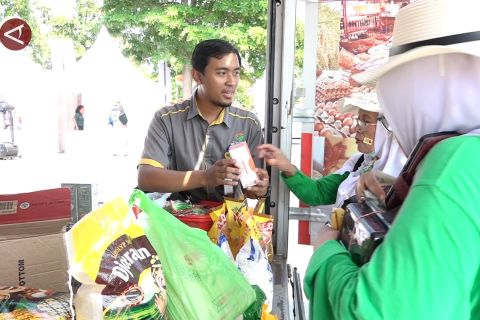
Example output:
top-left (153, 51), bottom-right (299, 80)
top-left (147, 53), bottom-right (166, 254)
top-left (129, 190), bottom-right (256, 320)
top-left (243, 285), bottom-right (267, 320)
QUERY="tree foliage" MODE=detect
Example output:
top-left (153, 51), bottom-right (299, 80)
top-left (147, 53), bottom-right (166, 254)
top-left (102, 0), bottom-right (268, 83)
top-left (49, 0), bottom-right (103, 60)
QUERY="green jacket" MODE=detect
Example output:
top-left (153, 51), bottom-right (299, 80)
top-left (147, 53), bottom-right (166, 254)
top-left (281, 170), bottom-right (349, 206)
top-left (304, 136), bottom-right (480, 319)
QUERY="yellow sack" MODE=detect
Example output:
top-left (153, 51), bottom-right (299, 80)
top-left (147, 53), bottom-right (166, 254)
top-left (65, 198), bottom-right (167, 320)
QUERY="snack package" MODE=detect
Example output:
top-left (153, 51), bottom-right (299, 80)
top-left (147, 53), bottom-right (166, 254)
top-left (224, 197), bottom-right (252, 258)
top-left (163, 200), bottom-right (210, 216)
top-left (252, 212), bottom-right (274, 262)
top-left (64, 198), bottom-right (167, 320)
top-left (228, 142), bottom-right (258, 188)
top-left (251, 198), bottom-right (274, 261)
top-left (0, 286), bottom-right (71, 319)
top-left (207, 204), bottom-right (227, 243)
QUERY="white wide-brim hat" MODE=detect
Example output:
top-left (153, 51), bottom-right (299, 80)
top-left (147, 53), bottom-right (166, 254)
top-left (338, 92), bottom-right (381, 113)
top-left (353, 0), bottom-right (480, 85)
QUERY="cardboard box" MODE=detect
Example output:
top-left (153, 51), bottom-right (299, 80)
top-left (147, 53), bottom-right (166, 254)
top-left (0, 220), bottom-right (69, 292)
top-left (0, 188), bottom-right (71, 292)
top-left (0, 188), bottom-right (71, 224)
top-left (61, 183), bottom-right (98, 222)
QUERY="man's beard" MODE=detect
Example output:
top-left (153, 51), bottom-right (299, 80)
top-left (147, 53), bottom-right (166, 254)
top-left (211, 98), bottom-right (231, 108)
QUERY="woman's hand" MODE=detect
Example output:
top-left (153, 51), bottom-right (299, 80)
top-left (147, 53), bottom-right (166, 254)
top-left (245, 168), bottom-right (270, 198)
top-left (311, 224), bottom-right (339, 250)
top-left (256, 144), bottom-right (296, 176)
top-left (356, 171), bottom-right (386, 202)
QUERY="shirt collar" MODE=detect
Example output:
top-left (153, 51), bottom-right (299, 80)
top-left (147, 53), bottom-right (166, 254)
top-left (187, 89), bottom-right (232, 127)
top-left (186, 90), bottom-right (200, 121)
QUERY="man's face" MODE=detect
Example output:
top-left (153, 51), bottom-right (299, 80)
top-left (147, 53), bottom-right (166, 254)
top-left (194, 52), bottom-right (240, 108)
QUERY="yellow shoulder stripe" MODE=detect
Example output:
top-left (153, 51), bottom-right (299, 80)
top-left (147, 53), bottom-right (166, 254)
top-left (227, 112), bottom-right (260, 127)
top-left (139, 159), bottom-right (164, 168)
top-left (161, 106), bottom-right (190, 118)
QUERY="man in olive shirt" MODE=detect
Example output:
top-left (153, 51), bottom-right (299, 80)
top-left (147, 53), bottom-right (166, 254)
top-left (138, 39), bottom-right (269, 202)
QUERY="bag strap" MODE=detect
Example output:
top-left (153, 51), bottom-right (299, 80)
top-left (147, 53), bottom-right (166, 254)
top-left (352, 154), bottom-right (365, 172)
top-left (385, 131), bottom-right (459, 215)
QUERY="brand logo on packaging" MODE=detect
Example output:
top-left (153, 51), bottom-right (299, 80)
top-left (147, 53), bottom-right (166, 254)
top-left (112, 246), bottom-right (152, 282)
top-left (122, 286), bottom-right (145, 306)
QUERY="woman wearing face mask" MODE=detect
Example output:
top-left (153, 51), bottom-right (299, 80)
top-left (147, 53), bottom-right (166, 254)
top-left (256, 93), bottom-right (405, 210)
top-left (306, 1), bottom-right (480, 319)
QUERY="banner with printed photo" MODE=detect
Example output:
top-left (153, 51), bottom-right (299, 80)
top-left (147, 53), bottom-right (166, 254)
top-left (312, 0), bottom-right (409, 176)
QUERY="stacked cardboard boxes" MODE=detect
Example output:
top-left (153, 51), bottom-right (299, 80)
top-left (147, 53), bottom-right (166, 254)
top-left (0, 188), bottom-right (71, 292)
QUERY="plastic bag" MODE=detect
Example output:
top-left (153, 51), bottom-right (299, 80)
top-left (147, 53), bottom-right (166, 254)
top-left (129, 190), bottom-right (256, 320)
top-left (65, 197), bottom-right (167, 320)
top-left (243, 285), bottom-right (266, 320)
top-left (236, 237), bottom-right (274, 312)
top-left (211, 197), bottom-right (274, 313)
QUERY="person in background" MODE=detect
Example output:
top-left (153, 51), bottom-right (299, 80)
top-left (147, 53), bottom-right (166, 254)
top-left (257, 92), bottom-right (405, 209)
top-left (117, 103), bottom-right (128, 127)
top-left (73, 105), bottom-right (84, 130)
top-left (306, 0), bottom-right (480, 318)
top-left (137, 39), bottom-right (269, 202)
top-left (108, 102), bottom-right (127, 128)
top-left (109, 101), bottom-right (128, 156)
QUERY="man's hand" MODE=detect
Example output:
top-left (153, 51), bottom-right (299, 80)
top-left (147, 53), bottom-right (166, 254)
top-left (311, 224), bottom-right (339, 250)
top-left (256, 144), bottom-right (296, 176)
top-left (356, 171), bottom-right (386, 202)
top-left (245, 168), bottom-right (270, 198)
top-left (203, 159), bottom-right (240, 188)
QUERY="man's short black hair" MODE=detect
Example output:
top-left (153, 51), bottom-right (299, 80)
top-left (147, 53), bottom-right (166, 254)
top-left (191, 39), bottom-right (241, 74)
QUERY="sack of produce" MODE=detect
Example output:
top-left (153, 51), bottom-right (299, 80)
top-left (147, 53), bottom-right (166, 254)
top-left (65, 197), bottom-right (167, 320)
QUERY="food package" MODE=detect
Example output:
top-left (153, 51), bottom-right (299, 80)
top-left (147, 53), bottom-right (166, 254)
top-left (224, 197), bottom-right (257, 258)
top-left (64, 198), bottom-right (167, 320)
top-left (252, 212), bottom-right (274, 262)
top-left (207, 204), bottom-right (228, 246)
top-left (0, 286), bottom-right (71, 319)
top-left (228, 142), bottom-right (258, 188)
top-left (163, 200), bottom-right (209, 216)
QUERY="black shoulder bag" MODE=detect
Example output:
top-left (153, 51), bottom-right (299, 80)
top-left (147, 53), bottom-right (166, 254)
top-left (338, 131), bottom-right (459, 266)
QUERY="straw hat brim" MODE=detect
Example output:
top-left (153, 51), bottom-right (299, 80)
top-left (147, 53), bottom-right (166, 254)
top-left (352, 41), bottom-right (480, 85)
